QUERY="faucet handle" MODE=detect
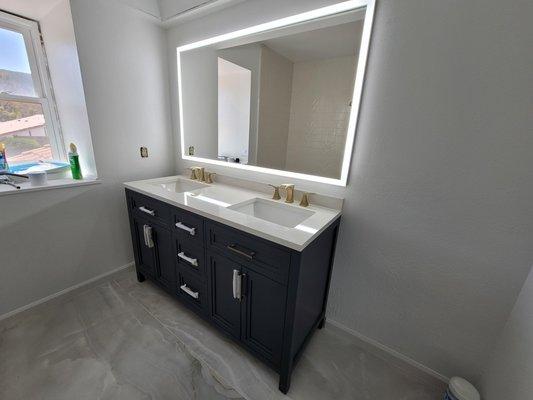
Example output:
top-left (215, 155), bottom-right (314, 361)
top-left (268, 184), bottom-right (281, 200)
top-left (299, 192), bottom-right (314, 207)
top-left (205, 172), bottom-right (216, 184)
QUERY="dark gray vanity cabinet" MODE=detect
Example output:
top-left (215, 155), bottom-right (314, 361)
top-left (126, 188), bottom-right (340, 394)
top-left (129, 215), bottom-right (174, 291)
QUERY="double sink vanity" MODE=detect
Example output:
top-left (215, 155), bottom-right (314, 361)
top-left (125, 0), bottom-right (373, 392)
top-left (124, 174), bottom-right (342, 393)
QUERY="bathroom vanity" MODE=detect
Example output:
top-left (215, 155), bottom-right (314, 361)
top-left (124, 176), bottom-right (341, 393)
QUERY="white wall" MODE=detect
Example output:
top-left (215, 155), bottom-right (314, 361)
top-left (167, 0), bottom-right (533, 381)
top-left (180, 47), bottom-right (219, 159)
top-left (256, 45), bottom-right (293, 170)
top-left (217, 58), bottom-right (251, 163)
top-left (40, 0), bottom-right (96, 176)
top-left (0, 0), bottom-right (173, 317)
top-left (285, 55), bottom-right (355, 178)
top-left (479, 265), bottom-right (533, 399)
top-left (218, 44), bottom-right (262, 164)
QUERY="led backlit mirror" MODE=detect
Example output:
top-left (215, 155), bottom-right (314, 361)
top-left (178, 0), bottom-right (375, 186)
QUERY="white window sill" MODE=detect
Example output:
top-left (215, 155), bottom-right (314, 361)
top-left (0, 177), bottom-right (101, 196)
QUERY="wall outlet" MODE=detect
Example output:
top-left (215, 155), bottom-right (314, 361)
top-left (140, 147), bottom-right (148, 158)
top-left (188, 146), bottom-right (194, 156)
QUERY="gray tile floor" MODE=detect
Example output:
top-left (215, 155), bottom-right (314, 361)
top-left (0, 267), bottom-right (445, 399)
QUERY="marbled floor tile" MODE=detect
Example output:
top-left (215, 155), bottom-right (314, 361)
top-left (0, 267), bottom-right (445, 400)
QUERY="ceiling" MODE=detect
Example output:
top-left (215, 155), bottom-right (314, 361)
top-left (0, 0), bottom-right (63, 20)
top-left (263, 20), bottom-right (364, 63)
top-left (0, 0), bottom-right (243, 26)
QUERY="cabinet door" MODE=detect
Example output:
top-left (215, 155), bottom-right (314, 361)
top-left (131, 216), bottom-right (157, 277)
top-left (151, 224), bottom-right (174, 290)
top-left (242, 269), bottom-right (286, 367)
top-left (208, 253), bottom-right (241, 339)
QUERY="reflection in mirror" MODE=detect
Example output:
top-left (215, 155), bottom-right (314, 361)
top-left (178, 2), bottom-right (373, 184)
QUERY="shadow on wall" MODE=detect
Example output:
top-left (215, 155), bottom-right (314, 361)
top-left (0, 183), bottom-right (132, 316)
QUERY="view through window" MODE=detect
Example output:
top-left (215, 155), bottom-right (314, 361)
top-left (0, 14), bottom-right (61, 167)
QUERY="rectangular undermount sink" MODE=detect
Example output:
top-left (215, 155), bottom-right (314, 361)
top-left (228, 198), bottom-right (314, 228)
top-left (150, 178), bottom-right (207, 193)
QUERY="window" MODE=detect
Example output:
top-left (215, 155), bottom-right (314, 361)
top-left (0, 11), bottom-right (62, 166)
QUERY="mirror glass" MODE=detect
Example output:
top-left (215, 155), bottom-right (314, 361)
top-left (178, 3), bottom-right (373, 184)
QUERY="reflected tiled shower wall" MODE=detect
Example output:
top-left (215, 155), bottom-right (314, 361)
top-left (285, 56), bottom-right (356, 179)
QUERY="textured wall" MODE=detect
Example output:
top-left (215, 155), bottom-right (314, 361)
top-left (0, 0), bottom-right (173, 317)
top-left (285, 55), bottom-right (356, 178)
top-left (167, 0), bottom-right (533, 381)
top-left (479, 266), bottom-right (533, 399)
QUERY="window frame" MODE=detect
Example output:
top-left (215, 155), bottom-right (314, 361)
top-left (0, 10), bottom-right (64, 163)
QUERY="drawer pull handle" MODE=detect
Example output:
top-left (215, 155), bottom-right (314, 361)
top-left (139, 206), bottom-right (155, 216)
top-left (178, 252), bottom-right (198, 267)
top-left (227, 244), bottom-right (255, 261)
top-left (143, 225), bottom-right (154, 248)
top-left (175, 221), bottom-right (196, 236)
top-left (232, 269), bottom-right (242, 300)
top-left (180, 284), bottom-right (199, 299)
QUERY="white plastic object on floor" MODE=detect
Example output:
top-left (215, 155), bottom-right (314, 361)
top-left (443, 377), bottom-right (480, 400)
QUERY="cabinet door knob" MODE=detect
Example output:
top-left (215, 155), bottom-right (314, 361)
top-left (143, 225), bottom-right (154, 248)
top-left (232, 269), bottom-right (243, 300)
top-left (139, 206), bottom-right (155, 216)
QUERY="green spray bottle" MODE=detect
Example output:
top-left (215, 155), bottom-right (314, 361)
top-left (68, 143), bottom-right (83, 180)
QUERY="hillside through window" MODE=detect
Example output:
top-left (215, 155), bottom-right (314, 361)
top-left (0, 13), bottom-right (62, 168)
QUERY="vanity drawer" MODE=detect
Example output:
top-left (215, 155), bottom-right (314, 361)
top-left (172, 207), bottom-right (205, 247)
top-left (175, 238), bottom-right (206, 281)
top-left (129, 190), bottom-right (170, 226)
top-left (177, 270), bottom-right (208, 315)
top-left (206, 221), bottom-right (291, 284)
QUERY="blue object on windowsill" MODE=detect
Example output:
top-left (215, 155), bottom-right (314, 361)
top-left (9, 161), bottom-right (70, 174)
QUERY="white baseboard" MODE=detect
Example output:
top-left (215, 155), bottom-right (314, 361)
top-left (0, 263), bottom-right (448, 385)
top-left (0, 262), bottom-right (134, 322)
top-left (326, 318), bottom-right (449, 383)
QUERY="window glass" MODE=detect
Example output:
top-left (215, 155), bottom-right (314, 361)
top-left (0, 27), bottom-right (37, 97)
top-left (0, 100), bottom-right (51, 163)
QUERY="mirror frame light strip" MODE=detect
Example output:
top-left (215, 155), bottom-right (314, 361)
top-left (177, 0), bottom-right (375, 187)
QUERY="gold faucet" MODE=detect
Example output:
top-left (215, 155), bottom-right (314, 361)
top-left (280, 184), bottom-right (295, 203)
top-left (190, 167), bottom-right (205, 181)
top-left (268, 184), bottom-right (281, 200)
top-left (299, 192), bottom-right (313, 207)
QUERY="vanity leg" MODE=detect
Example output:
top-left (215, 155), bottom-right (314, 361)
top-left (318, 316), bottom-right (326, 329)
top-left (279, 369), bottom-right (292, 394)
top-left (136, 271), bottom-right (145, 283)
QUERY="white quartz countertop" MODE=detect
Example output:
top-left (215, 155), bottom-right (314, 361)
top-left (124, 175), bottom-right (342, 251)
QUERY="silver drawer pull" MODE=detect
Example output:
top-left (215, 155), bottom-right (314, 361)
top-left (143, 224), bottom-right (154, 248)
top-left (175, 221), bottom-right (196, 236)
top-left (178, 251), bottom-right (198, 267)
top-left (227, 244), bottom-right (255, 261)
top-left (139, 206), bottom-right (155, 216)
top-left (180, 284), bottom-right (199, 299)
